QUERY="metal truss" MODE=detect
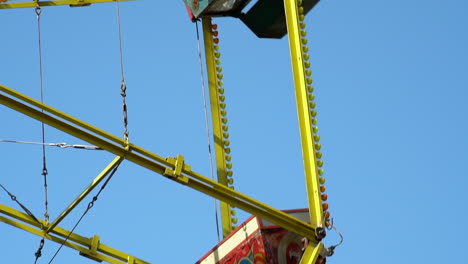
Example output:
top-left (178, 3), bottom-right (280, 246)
top-left (0, 83), bottom-right (319, 262)
top-left (0, 0), bottom-right (329, 263)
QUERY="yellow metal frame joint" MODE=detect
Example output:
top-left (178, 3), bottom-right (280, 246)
top-left (46, 156), bottom-right (124, 233)
top-left (164, 154), bottom-right (190, 184)
top-left (0, 204), bottom-right (149, 263)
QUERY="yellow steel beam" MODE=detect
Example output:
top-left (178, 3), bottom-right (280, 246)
top-left (202, 17), bottom-right (233, 238)
top-left (0, 84), bottom-right (318, 242)
top-left (299, 242), bottom-right (324, 264)
top-left (0, 0), bottom-right (133, 9)
top-left (0, 204), bottom-right (149, 264)
top-left (284, 0), bottom-right (324, 228)
top-left (46, 156), bottom-right (124, 233)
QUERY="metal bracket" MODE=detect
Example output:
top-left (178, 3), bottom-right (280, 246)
top-left (322, 245), bottom-right (335, 257)
top-left (315, 227), bottom-right (326, 240)
top-left (79, 235), bottom-right (103, 262)
top-left (164, 155), bottom-right (190, 184)
top-left (70, 0), bottom-right (91, 7)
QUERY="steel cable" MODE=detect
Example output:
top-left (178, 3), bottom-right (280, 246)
top-left (0, 139), bottom-right (102, 150)
top-left (34, 6), bottom-right (49, 263)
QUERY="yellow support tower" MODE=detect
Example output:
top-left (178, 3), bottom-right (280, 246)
top-left (202, 17), bottom-right (237, 238)
top-left (284, 0), bottom-right (325, 231)
top-left (284, 0), bottom-right (329, 262)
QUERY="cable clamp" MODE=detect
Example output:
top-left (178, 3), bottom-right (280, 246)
top-left (164, 155), bottom-right (190, 184)
top-left (322, 245), bottom-right (334, 257)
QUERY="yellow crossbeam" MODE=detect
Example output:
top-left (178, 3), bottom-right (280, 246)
top-left (0, 0), bottom-right (133, 9)
top-left (0, 84), bottom-right (318, 242)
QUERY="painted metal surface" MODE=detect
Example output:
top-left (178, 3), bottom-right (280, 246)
top-left (0, 0), bottom-right (133, 9)
top-left (197, 209), bottom-right (313, 264)
top-left (240, 0), bottom-right (319, 39)
top-left (183, 0), bottom-right (249, 18)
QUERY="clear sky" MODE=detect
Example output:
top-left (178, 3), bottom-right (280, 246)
top-left (1, 0), bottom-right (467, 263)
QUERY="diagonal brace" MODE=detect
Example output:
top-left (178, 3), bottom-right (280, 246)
top-left (46, 156), bottom-right (124, 233)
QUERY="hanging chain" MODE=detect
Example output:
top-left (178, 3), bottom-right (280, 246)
top-left (121, 81), bottom-right (128, 142)
top-left (195, 20), bottom-right (221, 242)
top-left (116, 0), bottom-right (129, 143)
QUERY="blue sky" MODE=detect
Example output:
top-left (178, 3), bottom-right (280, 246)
top-left (1, 0), bottom-right (467, 263)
